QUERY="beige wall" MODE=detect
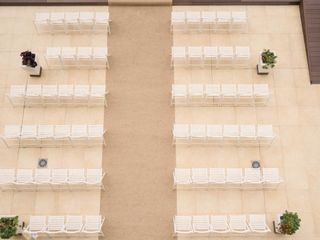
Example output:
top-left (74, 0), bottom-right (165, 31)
top-left (108, 0), bottom-right (172, 5)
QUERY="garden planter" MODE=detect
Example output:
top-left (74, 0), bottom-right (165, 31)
top-left (257, 55), bottom-right (271, 75)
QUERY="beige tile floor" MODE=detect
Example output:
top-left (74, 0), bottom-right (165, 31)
top-left (0, 6), bottom-right (108, 234)
top-left (173, 5), bottom-right (320, 239)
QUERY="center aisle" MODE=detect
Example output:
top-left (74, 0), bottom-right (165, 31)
top-left (101, 6), bottom-right (176, 240)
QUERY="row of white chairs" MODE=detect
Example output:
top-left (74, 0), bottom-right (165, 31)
top-left (171, 46), bottom-right (250, 67)
top-left (174, 168), bottom-right (282, 189)
top-left (8, 85), bottom-right (108, 107)
top-left (45, 47), bottom-right (109, 69)
top-left (35, 12), bottom-right (110, 33)
top-left (171, 11), bottom-right (247, 32)
top-left (2, 124), bottom-right (106, 148)
top-left (24, 215), bottom-right (104, 237)
top-left (173, 124), bottom-right (275, 145)
top-left (174, 214), bottom-right (270, 235)
top-left (172, 84), bottom-right (269, 106)
top-left (0, 168), bottom-right (105, 190)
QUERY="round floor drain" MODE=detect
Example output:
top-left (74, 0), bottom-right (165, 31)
top-left (38, 158), bottom-right (48, 168)
top-left (251, 160), bottom-right (260, 168)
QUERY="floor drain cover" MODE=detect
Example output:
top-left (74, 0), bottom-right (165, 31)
top-left (38, 158), bottom-right (48, 168)
top-left (251, 160), bottom-right (260, 168)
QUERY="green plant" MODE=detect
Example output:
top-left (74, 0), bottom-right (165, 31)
top-left (261, 49), bottom-right (277, 69)
top-left (279, 211), bottom-right (301, 235)
top-left (0, 216), bottom-right (18, 239)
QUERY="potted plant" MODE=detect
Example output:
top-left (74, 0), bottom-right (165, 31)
top-left (274, 211), bottom-right (301, 235)
top-left (20, 51), bottom-right (42, 77)
top-left (257, 49), bottom-right (277, 75)
top-left (0, 216), bottom-right (19, 239)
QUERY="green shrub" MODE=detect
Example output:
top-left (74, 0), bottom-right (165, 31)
top-left (0, 216), bottom-right (18, 239)
top-left (279, 211), bottom-right (301, 235)
top-left (261, 49), bottom-right (277, 69)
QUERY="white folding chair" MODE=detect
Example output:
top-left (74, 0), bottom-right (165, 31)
top-left (254, 84), bottom-right (270, 105)
top-left (205, 84), bottom-right (220, 105)
top-left (262, 168), bottom-right (282, 187)
top-left (94, 12), bottom-right (111, 33)
top-left (70, 125), bottom-right (88, 145)
top-left (54, 125), bottom-right (71, 146)
top-left (216, 11), bottom-right (231, 32)
top-left (79, 12), bottom-right (94, 31)
top-left (203, 46), bottom-right (218, 66)
top-left (171, 84), bottom-right (187, 105)
top-left (192, 215), bottom-right (211, 233)
top-left (44, 216), bottom-right (65, 234)
top-left (88, 124), bottom-right (105, 145)
top-left (231, 11), bottom-right (248, 32)
top-left (34, 169), bottom-right (51, 187)
top-left (24, 216), bottom-right (46, 235)
top-left (65, 215), bottom-right (83, 234)
top-left (221, 84), bottom-right (236, 105)
top-left (0, 169), bottom-right (15, 190)
top-left (37, 125), bottom-right (54, 146)
top-left (171, 47), bottom-right (186, 67)
top-left (218, 46), bottom-right (234, 67)
top-left (186, 11), bottom-right (201, 31)
top-left (239, 125), bottom-right (257, 144)
top-left (89, 85), bottom-right (107, 106)
top-left (257, 125), bottom-right (275, 145)
top-left (206, 124), bottom-right (223, 142)
top-left (74, 85), bottom-right (90, 104)
top-left (226, 168), bottom-right (243, 185)
top-left (42, 85), bottom-right (58, 104)
top-left (209, 168), bottom-right (226, 185)
top-left (20, 125), bottom-right (38, 146)
top-left (229, 215), bottom-right (250, 233)
top-left (190, 124), bottom-right (206, 141)
top-left (26, 85), bottom-right (42, 105)
top-left (8, 85), bottom-right (26, 106)
top-left (50, 12), bottom-right (65, 32)
top-left (188, 84), bottom-right (204, 104)
top-left (64, 12), bottom-right (79, 32)
top-left (45, 47), bottom-right (61, 68)
top-left (171, 12), bottom-right (185, 32)
top-left (51, 169), bottom-right (68, 188)
top-left (93, 47), bottom-right (109, 69)
top-left (77, 47), bottom-right (92, 68)
top-left (61, 47), bottom-right (77, 67)
top-left (34, 12), bottom-right (50, 33)
top-left (173, 168), bottom-right (192, 185)
top-left (174, 216), bottom-right (193, 234)
top-left (188, 46), bottom-right (203, 66)
top-left (15, 169), bottom-right (34, 188)
top-left (3, 125), bottom-right (21, 147)
top-left (223, 125), bottom-right (239, 143)
top-left (211, 215), bottom-right (230, 233)
top-left (237, 84), bottom-right (253, 105)
top-left (235, 46), bottom-right (250, 67)
top-left (173, 124), bottom-right (189, 143)
top-left (68, 169), bottom-right (86, 187)
top-left (248, 214), bottom-right (271, 233)
top-left (86, 169), bottom-right (105, 189)
top-left (191, 168), bottom-right (209, 185)
top-left (82, 216), bottom-right (104, 235)
top-left (58, 85), bottom-right (74, 104)
top-left (244, 168), bottom-right (262, 186)
top-left (201, 11), bottom-right (216, 31)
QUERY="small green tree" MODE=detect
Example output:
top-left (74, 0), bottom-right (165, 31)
top-left (0, 216), bottom-right (18, 239)
top-left (279, 211), bottom-right (301, 235)
top-left (261, 49), bottom-right (277, 69)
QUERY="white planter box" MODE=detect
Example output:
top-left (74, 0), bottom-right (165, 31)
top-left (257, 54), bottom-right (271, 74)
top-left (21, 56), bottom-right (42, 77)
